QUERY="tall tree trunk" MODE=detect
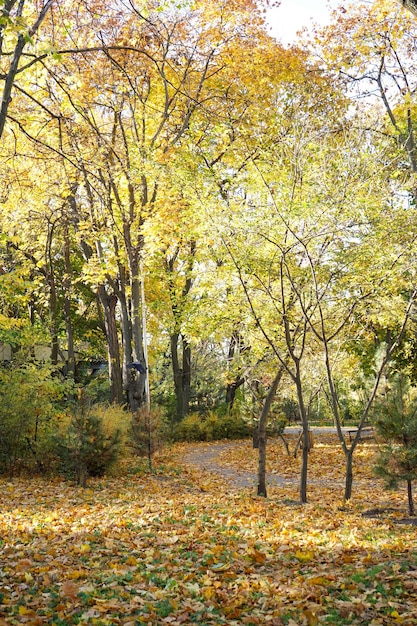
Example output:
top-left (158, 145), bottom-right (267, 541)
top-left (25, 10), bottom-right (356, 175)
top-left (170, 332), bottom-right (192, 420)
top-left (166, 240), bottom-right (196, 420)
top-left (294, 362), bottom-right (309, 504)
top-left (171, 332), bottom-right (191, 420)
top-left (257, 367), bottom-right (283, 497)
top-left (63, 221), bottom-right (75, 379)
top-left (46, 224), bottom-right (59, 365)
top-left (98, 288), bottom-right (123, 404)
top-left (225, 330), bottom-right (247, 413)
top-left (171, 332), bottom-right (182, 420)
top-left (182, 337), bottom-right (191, 417)
top-left (119, 289), bottom-right (132, 384)
top-left (129, 253), bottom-right (146, 407)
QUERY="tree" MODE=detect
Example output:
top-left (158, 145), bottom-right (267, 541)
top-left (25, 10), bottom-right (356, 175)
top-left (12, 0), bottom-right (279, 409)
top-left (317, 0), bottom-right (417, 199)
top-left (401, 0), bottom-right (417, 16)
top-left (0, 0), bottom-right (54, 138)
top-left (374, 374), bottom-right (417, 516)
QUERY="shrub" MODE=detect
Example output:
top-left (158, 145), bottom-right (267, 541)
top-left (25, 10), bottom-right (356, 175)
top-left (55, 395), bottom-right (123, 486)
top-left (374, 375), bottom-right (417, 516)
top-left (175, 411), bottom-right (252, 442)
top-left (129, 407), bottom-right (168, 470)
top-left (0, 364), bottom-right (68, 477)
top-left (175, 413), bottom-right (206, 441)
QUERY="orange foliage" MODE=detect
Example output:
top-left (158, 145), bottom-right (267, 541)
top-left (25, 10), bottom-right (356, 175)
top-left (0, 434), bottom-right (416, 624)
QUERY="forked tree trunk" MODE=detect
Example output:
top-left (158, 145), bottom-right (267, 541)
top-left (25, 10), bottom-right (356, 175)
top-left (257, 368), bottom-right (283, 497)
top-left (98, 288), bottom-right (123, 404)
top-left (293, 362), bottom-right (310, 504)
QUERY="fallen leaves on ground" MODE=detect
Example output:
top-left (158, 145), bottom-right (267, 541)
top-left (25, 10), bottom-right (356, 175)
top-left (1, 434), bottom-right (417, 625)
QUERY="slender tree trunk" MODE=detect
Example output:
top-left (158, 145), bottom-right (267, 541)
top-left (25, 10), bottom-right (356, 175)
top-left (166, 241), bottom-right (196, 420)
top-left (63, 222), bottom-right (75, 378)
top-left (118, 291), bottom-right (132, 381)
top-left (171, 332), bottom-right (184, 420)
top-left (170, 332), bottom-right (192, 419)
top-left (225, 330), bottom-right (246, 413)
top-left (130, 255), bottom-right (146, 407)
top-left (182, 337), bottom-right (191, 417)
top-left (257, 368), bottom-right (283, 497)
top-left (130, 255), bottom-right (144, 361)
top-left (408, 479), bottom-right (415, 516)
top-left (113, 235), bottom-right (133, 399)
top-left (294, 362), bottom-right (309, 504)
top-left (47, 269), bottom-right (59, 365)
top-left (344, 449), bottom-right (354, 502)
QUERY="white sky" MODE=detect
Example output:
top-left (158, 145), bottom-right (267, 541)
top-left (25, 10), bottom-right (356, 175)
top-left (266, 0), bottom-right (340, 44)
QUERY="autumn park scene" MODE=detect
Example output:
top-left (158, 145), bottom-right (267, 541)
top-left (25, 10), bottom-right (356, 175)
top-left (4, 0), bottom-right (417, 623)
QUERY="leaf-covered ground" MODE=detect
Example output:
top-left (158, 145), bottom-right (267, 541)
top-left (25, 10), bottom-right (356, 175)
top-left (1, 434), bottom-right (417, 625)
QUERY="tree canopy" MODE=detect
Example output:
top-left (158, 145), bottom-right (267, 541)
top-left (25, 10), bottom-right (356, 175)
top-left (1, 0), bottom-right (417, 501)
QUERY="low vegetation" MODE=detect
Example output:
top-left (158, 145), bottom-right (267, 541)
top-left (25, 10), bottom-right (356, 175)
top-left (0, 433), bottom-right (416, 625)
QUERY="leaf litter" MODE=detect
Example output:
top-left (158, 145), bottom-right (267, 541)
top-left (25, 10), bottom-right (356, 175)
top-left (0, 433), bottom-right (417, 625)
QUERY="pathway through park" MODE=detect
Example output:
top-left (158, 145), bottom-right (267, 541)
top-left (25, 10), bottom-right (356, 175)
top-left (181, 429), bottom-right (379, 492)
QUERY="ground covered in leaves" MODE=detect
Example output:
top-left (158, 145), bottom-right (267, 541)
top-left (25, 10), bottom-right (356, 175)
top-left (1, 433), bottom-right (417, 625)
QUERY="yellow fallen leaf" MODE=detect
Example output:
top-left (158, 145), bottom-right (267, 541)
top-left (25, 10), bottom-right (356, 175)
top-left (295, 550), bottom-right (314, 563)
top-left (202, 586), bottom-right (216, 600)
top-left (18, 606), bottom-right (34, 616)
top-left (307, 576), bottom-right (329, 586)
top-left (68, 569), bottom-right (85, 579)
top-left (390, 610), bottom-right (403, 622)
top-left (80, 543), bottom-right (91, 554)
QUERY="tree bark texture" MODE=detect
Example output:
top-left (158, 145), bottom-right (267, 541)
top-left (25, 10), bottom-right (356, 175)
top-left (171, 332), bottom-right (192, 420)
top-left (257, 368), bottom-right (283, 497)
top-left (98, 288), bottom-right (123, 404)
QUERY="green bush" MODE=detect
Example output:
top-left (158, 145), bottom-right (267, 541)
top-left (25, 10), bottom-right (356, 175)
top-left (175, 413), bottom-right (205, 441)
top-left (55, 397), bottom-right (123, 486)
top-left (0, 364), bottom-right (68, 477)
top-left (175, 411), bottom-right (252, 442)
top-left (373, 375), bottom-right (417, 515)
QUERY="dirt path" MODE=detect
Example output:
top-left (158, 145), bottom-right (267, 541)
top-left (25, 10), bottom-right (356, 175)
top-left (181, 439), bottom-right (379, 491)
top-left (182, 442), bottom-right (260, 488)
top-left (181, 441), bottom-right (308, 490)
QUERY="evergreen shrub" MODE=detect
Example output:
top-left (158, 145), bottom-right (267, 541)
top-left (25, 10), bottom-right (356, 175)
top-left (55, 397), bottom-right (124, 486)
